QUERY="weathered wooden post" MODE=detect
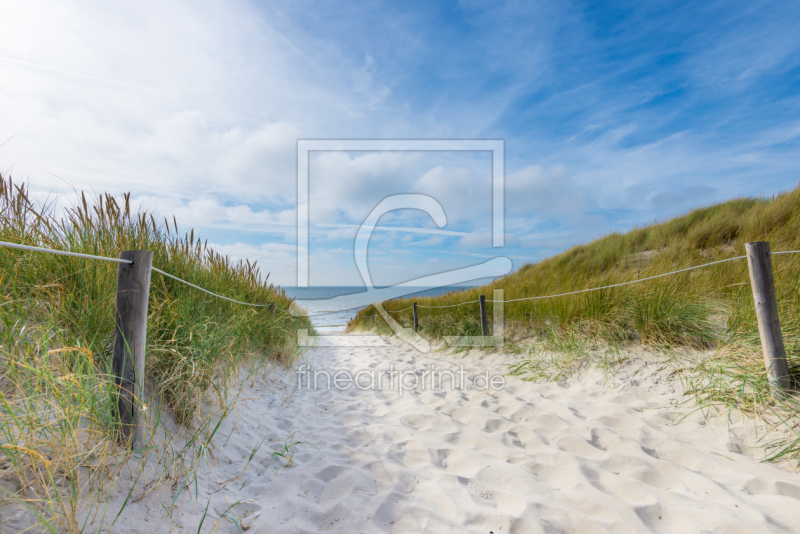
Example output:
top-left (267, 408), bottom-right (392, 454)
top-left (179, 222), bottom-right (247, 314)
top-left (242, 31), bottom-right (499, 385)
top-left (371, 313), bottom-right (375, 325)
top-left (268, 302), bottom-right (276, 316)
top-left (479, 295), bottom-right (487, 336)
top-left (413, 303), bottom-right (418, 332)
top-left (113, 250), bottom-right (153, 450)
top-left (745, 242), bottom-right (791, 391)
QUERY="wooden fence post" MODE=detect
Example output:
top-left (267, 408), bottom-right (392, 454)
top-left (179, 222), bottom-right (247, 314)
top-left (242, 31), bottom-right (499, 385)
top-left (372, 313), bottom-right (375, 325)
top-left (268, 302), bottom-right (276, 316)
top-left (479, 295), bottom-right (487, 336)
top-left (745, 242), bottom-right (791, 391)
top-left (113, 250), bottom-right (153, 450)
top-left (413, 303), bottom-right (418, 332)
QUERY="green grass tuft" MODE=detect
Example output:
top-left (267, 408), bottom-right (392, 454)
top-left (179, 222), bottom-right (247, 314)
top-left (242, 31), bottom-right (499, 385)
top-left (0, 174), bottom-right (311, 531)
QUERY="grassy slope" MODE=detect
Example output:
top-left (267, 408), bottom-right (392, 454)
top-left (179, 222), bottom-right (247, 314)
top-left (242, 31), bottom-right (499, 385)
top-left (349, 187), bottom-right (800, 460)
top-left (0, 175), bottom-right (311, 531)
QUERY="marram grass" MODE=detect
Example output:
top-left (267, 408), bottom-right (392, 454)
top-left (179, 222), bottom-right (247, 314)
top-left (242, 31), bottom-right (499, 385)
top-left (349, 187), bottom-right (800, 463)
top-left (0, 174), bottom-right (312, 531)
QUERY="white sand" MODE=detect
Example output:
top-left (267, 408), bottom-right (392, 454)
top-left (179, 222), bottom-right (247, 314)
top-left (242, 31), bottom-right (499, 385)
top-left (94, 335), bottom-right (800, 533)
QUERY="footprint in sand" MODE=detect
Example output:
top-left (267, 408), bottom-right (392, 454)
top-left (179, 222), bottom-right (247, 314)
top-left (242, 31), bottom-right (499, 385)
top-left (621, 465), bottom-right (678, 491)
top-left (315, 464), bottom-right (352, 483)
top-left (588, 426), bottom-right (622, 451)
top-left (458, 477), bottom-right (496, 506)
top-left (743, 478), bottom-right (800, 501)
top-left (529, 412), bottom-right (570, 429)
top-left (498, 405), bottom-right (535, 422)
top-left (400, 414), bottom-right (432, 431)
top-left (434, 448), bottom-right (480, 476)
top-left (389, 440), bottom-right (430, 468)
top-left (318, 473), bottom-right (355, 507)
top-left (597, 414), bottom-right (641, 430)
top-left (556, 434), bottom-right (608, 459)
top-left (484, 418), bottom-right (512, 433)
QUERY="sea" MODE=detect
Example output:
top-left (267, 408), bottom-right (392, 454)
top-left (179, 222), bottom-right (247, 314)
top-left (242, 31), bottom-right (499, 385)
top-left (282, 286), bottom-right (473, 332)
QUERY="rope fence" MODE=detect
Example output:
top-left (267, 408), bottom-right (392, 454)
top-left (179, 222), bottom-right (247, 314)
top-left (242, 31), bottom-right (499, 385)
top-left (366, 249), bottom-right (799, 315)
top-left (501, 255), bottom-right (749, 303)
top-left (369, 242), bottom-right (796, 393)
top-left (151, 267), bottom-right (268, 307)
top-left (418, 300), bottom-right (480, 309)
top-left (0, 240), bottom-right (276, 449)
top-left (0, 240), bottom-right (270, 307)
top-left (0, 239), bottom-right (132, 264)
top-left (410, 255), bottom-right (749, 308)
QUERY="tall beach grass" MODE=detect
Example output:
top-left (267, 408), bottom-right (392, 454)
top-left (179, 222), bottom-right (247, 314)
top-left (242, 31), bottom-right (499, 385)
top-left (0, 174), bottom-right (311, 531)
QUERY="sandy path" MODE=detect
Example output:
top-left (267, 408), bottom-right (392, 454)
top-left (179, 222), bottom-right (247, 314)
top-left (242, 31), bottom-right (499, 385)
top-left (105, 335), bottom-right (800, 534)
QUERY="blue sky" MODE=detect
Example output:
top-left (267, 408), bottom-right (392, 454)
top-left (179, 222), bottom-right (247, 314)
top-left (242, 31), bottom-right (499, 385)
top-left (1, 0), bottom-right (799, 286)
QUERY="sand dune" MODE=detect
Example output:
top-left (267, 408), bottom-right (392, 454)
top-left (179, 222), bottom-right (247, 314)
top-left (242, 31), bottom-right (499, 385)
top-left (102, 335), bottom-right (800, 533)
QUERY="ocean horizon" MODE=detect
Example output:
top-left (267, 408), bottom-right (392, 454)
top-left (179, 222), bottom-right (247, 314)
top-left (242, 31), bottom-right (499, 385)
top-left (282, 285), bottom-right (478, 331)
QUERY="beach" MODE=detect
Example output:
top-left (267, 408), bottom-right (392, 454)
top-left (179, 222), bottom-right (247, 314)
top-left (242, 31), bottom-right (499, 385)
top-left (102, 334), bottom-right (800, 533)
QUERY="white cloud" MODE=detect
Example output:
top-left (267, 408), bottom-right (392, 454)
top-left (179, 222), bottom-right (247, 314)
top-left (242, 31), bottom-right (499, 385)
top-left (211, 241), bottom-right (297, 287)
top-left (306, 151), bottom-right (493, 231)
top-left (133, 196), bottom-right (296, 237)
top-left (413, 164), bottom-right (492, 224)
top-left (308, 151), bottom-right (424, 222)
top-left (0, 0), bottom-right (393, 206)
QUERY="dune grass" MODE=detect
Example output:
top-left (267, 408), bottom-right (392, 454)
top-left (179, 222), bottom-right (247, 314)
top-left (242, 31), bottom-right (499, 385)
top-left (0, 174), bottom-right (311, 531)
top-left (349, 187), bottom-right (800, 463)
